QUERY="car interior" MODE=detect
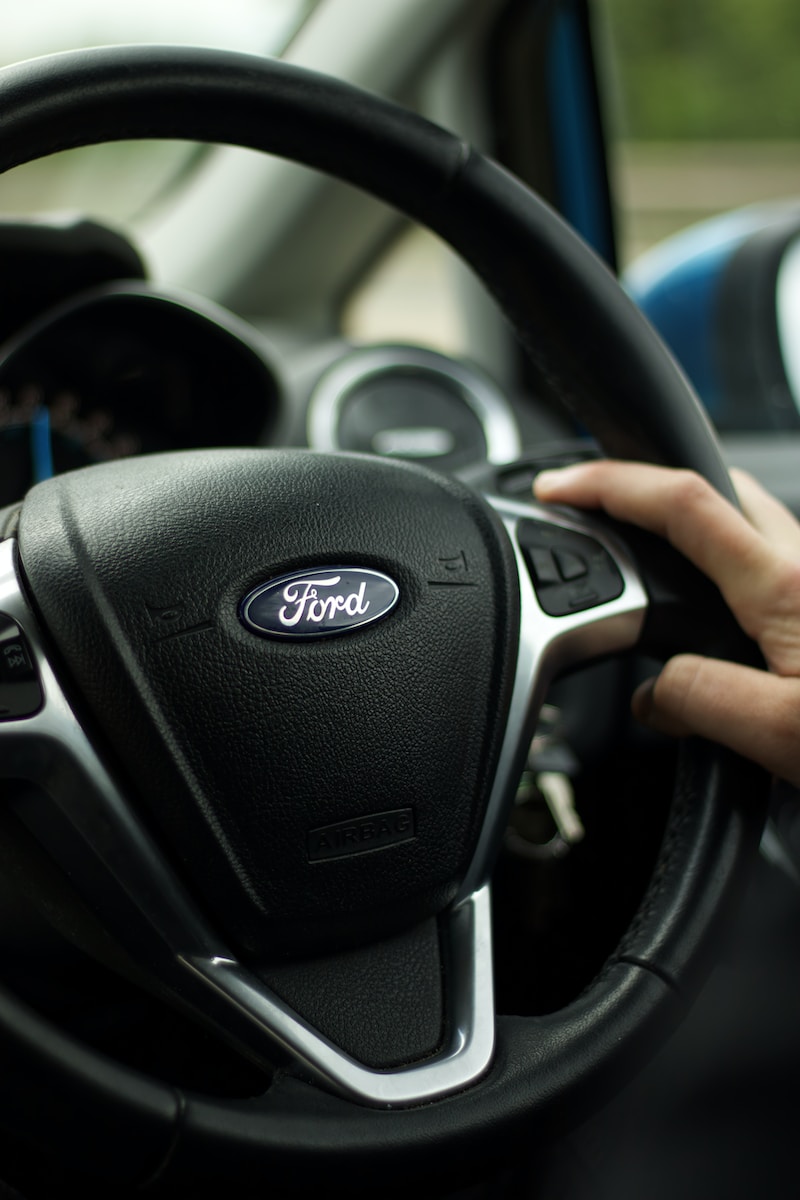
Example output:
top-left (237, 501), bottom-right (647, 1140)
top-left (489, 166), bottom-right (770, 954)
top-left (0, 1), bottom-right (798, 1197)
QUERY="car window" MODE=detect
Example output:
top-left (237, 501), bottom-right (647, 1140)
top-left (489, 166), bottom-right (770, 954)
top-left (342, 227), bottom-right (472, 357)
top-left (598, 0), bottom-right (800, 267)
top-left (0, 1), bottom-right (319, 223)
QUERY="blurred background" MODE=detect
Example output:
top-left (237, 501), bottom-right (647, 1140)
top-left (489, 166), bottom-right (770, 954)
top-left (0, 0), bottom-right (317, 221)
top-left (1, 0), bottom-right (799, 340)
top-left (601, 0), bottom-right (800, 265)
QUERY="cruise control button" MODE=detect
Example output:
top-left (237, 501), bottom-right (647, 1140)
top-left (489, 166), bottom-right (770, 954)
top-left (0, 615), bottom-right (42, 719)
top-left (517, 520), bottom-right (624, 617)
top-left (553, 550), bottom-right (587, 581)
top-left (0, 634), bottom-right (35, 682)
top-left (527, 548), bottom-right (560, 586)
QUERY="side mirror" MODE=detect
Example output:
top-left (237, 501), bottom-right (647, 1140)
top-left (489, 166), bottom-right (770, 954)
top-left (625, 203), bottom-right (800, 432)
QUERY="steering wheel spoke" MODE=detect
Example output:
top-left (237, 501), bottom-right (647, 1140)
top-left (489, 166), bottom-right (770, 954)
top-left (456, 493), bottom-right (648, 898)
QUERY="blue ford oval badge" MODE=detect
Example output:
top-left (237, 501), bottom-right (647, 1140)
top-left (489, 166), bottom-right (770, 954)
top-left (240, 567), bottom-right (399, 639)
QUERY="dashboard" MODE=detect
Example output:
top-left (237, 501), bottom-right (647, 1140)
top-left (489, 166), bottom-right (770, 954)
top-left (5, 215), bottom-right (796, 553)
top-left (0, 281), bottom-right (277, 509)
top-left (0, 219), bottom-right (589, 516)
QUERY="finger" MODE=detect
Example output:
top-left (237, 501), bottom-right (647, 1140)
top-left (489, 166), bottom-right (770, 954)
top-left (730, 468), bottom-right (800, 557)
top-left (534, 461), bottom-right (786, 638)
top-left (633, 654), bottom-right (800, 788)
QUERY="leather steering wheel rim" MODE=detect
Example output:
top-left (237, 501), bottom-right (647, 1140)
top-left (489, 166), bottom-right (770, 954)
top-left (0, 46), bottom-right (769, 1190)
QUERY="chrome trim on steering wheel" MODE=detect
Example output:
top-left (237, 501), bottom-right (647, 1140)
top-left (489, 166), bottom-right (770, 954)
top-left (456, 495), bottom-right (648, 905)
top-left (181, 885), bottom-right (493, 1106)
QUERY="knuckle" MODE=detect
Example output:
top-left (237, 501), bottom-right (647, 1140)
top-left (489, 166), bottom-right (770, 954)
top-left (654, 654), bottom-right (705, 720)
top-left (663, 472), bottom-right (719, 544)
top-left (669, 470), bottom-right (715, 514)
top-left (746, 560), bottom-right (800, 650)
top-left (769, 558), bottom-right (800, 605)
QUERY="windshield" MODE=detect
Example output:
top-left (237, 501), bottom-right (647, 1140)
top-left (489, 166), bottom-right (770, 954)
top-left (0, 1), bottom-right (320, 223)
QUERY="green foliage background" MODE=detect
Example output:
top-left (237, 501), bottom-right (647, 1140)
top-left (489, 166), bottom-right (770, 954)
top-left (601, 0), bottom-right (800, 139)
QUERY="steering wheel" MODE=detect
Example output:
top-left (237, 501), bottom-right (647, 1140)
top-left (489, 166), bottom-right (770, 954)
top-left (0, 46), bottom-right (768, 1192)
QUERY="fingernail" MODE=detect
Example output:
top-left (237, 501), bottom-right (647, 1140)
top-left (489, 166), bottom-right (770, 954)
top-left (631, 675), bottom-right (658, 724)
top-left (534, 464), bottom-right (585, 498)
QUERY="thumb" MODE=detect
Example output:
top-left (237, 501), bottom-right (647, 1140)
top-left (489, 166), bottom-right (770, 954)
top-left (632, 654), bottom-right (800, 789)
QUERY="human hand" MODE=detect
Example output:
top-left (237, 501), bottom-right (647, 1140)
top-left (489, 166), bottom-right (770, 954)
top-left (533, 460), bottom-right (800, 787)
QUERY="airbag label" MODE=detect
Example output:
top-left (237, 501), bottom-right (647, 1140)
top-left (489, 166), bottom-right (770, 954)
top-left (308, 808), bottom-right (415, 862)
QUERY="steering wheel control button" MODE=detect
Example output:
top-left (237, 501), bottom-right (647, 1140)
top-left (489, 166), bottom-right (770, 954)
top-left (528, 547), bottom-right (561, 586)
top-left (240, 566), bottom-right (399, 639)
top-left (553, 549), bottom-right (588, 581)
top-left (0, 614), bottom-right (42, 719)
top-left (517, 520), bottom-right (624, 616)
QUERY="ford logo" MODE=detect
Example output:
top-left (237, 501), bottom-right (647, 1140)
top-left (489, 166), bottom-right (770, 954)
top-left (240, 567), bottom-right (399, 639)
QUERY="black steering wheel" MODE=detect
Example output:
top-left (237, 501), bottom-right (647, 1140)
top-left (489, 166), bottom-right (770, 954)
top-left (0, 46), bottom-right (768, 1193)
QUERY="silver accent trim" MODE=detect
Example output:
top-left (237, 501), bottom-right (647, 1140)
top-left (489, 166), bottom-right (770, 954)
top-left (181, 884), bottom-right (493, 1106)
top-left (455, 495), bottom-right (648, 904)
top-left (306, 344), bottom-right (521, 466)
top-left (0, 538), bottom-right (493, 1108)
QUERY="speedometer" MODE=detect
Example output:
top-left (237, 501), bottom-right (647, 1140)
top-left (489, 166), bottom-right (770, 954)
top-left (0, 284), bottom-right (279, 507)
top-left (307, 344), bottom-right (521, 473)
top-left (0, 382), bottom-right (142, 503)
